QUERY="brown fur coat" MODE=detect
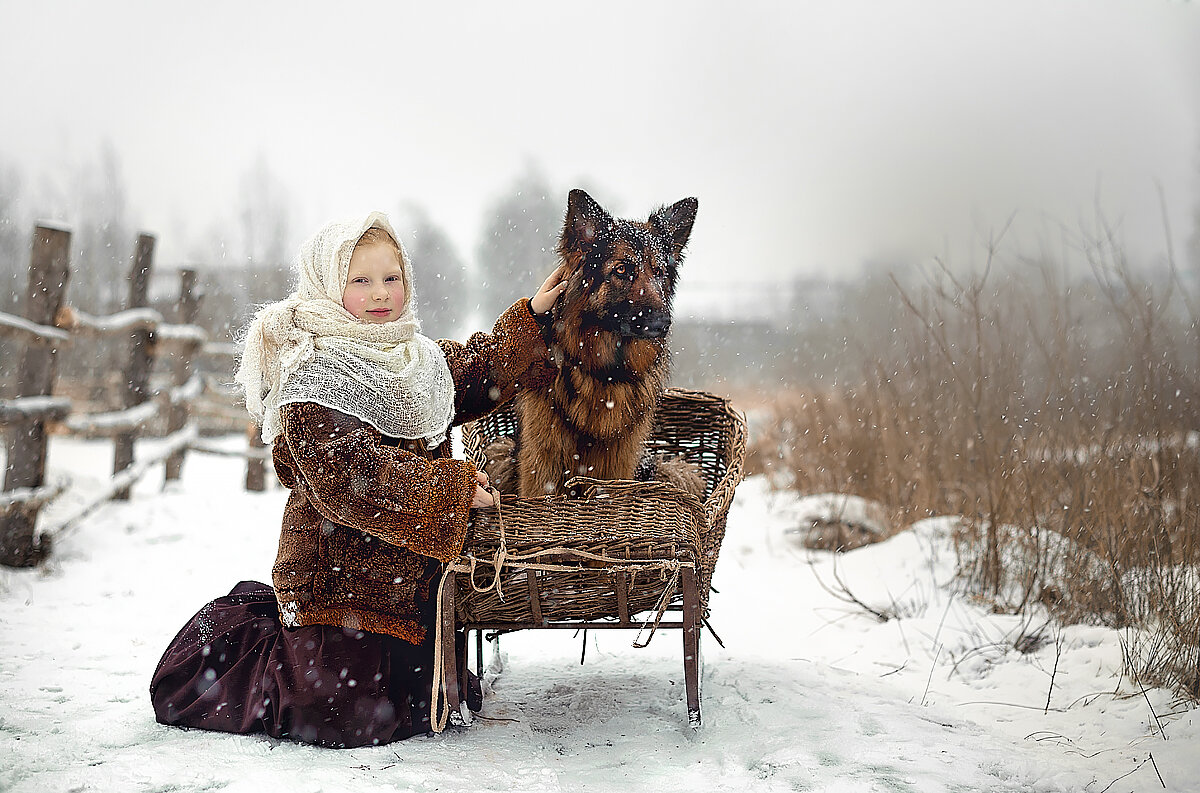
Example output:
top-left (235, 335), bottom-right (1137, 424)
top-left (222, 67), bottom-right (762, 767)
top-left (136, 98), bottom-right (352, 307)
top-left (269, 299), bottom-right (553, 644)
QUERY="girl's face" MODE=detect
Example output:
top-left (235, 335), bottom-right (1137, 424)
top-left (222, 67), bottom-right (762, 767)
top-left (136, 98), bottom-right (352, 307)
top-left (342, 242), bottom-right (406, 323)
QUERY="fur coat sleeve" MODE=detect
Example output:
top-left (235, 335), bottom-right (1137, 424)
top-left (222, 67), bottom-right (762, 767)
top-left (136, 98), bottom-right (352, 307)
top-left (276, 403), bottom-right (477, 564)
top-left (438, 297), bottom-right (555, 426)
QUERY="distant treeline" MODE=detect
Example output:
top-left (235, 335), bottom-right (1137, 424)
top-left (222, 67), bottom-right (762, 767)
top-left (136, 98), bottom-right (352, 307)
top-left (4, 147), bottom-right (1199, 402)
top-left (0, 152), bottom-right (568, 397)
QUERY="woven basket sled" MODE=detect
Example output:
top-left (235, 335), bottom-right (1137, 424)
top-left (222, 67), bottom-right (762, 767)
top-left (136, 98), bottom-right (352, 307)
top-left (432, 388), bottom-right (746, 730)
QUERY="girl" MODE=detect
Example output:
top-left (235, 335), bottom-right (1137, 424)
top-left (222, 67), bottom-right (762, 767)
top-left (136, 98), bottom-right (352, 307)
top-left (150, 211), bottom-right (565, 748)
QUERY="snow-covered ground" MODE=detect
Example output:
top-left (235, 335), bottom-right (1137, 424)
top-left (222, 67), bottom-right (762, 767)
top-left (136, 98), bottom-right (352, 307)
top-left (1, 435), bottom-right (1197, 793)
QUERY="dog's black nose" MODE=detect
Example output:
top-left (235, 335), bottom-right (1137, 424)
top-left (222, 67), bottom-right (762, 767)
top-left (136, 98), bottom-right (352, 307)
top-left (630, 311), bottom-right (671, 339)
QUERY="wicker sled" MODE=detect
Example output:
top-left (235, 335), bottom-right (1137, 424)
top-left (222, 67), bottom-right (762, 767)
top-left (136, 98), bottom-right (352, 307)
top-left (432, 388), bottom-right (746, 730)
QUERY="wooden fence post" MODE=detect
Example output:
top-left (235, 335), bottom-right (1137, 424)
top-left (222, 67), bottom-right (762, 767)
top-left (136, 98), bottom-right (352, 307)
top-left (1, 224), bottom-right (72, 566)
top-left (245, 422), bottom-right (267, 492)
top-left (164, 268), bottom-right (200, 482)
top-left (113, 233), bottom-right (154, 500)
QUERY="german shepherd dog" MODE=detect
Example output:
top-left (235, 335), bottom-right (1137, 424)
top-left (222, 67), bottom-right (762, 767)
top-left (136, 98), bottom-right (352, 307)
top-left (509, 189), bottom-right (699, 497)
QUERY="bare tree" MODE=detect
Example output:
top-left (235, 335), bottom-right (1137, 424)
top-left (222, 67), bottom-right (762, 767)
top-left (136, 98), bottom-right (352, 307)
top-left (236, 153), bottom-right (293, 272)
top-left (0, 160), bottom-right (25, 287)
top-left (1189, 159), bottom-right (1200, 283)
top-left (71, 142), bottom-right (131, 314)
top-left (473, 164), bottom-right (560, 328)
top-left (190, 155), bottom-right (297, 343)
top-left (395, 203), bottom-right (469, 341)
top-left (53, 144), bottom-right (133, 401)
top-left (0, 159), bottom-right (29, 396)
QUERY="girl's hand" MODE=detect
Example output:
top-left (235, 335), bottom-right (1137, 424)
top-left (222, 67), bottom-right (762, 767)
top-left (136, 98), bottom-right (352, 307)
top-left (471, 471), bottom-right (498, 508)
top-left (530, 264), bottom-right (568, 315)
top-left (471, 485), bottom-right (495, 508)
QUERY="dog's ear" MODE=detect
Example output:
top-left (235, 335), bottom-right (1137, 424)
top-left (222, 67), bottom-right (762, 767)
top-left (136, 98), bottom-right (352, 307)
top-left (650, 197), bottom-right (698, 259)
top-left (562, 189), bottom-right (612, 255)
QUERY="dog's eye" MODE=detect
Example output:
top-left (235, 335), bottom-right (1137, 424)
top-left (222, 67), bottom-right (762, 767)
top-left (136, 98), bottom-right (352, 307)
top-left (612, 262), bottom-right (631, 279)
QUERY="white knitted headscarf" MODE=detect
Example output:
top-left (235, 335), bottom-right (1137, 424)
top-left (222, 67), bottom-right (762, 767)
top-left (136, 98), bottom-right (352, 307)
top-left (235, 211), bottom-right (455, 447)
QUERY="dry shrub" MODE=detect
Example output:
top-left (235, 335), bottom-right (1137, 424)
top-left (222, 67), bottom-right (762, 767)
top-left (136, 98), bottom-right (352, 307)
top-left (758, 220), bottom-right (1200, 702)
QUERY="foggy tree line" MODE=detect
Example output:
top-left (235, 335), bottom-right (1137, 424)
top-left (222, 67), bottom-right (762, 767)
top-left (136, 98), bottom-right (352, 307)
top-left (182, 159), bottom-right (562, 347)
top-left (3, 145), bottom-right (1200, 404)
top-left (0, 151), bottom-right (566, 400)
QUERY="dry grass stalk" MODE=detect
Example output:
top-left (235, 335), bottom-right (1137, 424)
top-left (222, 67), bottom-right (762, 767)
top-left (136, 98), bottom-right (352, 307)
top-left (751, 220), bottom-right (1200, 702)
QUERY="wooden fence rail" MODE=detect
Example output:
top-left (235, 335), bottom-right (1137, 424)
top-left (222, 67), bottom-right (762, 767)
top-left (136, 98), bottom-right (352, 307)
top-left (0, 223), bottom-right (268, 568)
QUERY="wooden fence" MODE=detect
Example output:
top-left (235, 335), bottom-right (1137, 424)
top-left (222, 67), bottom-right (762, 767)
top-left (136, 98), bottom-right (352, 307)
top-left (0, 223), bottom-right (268, 568)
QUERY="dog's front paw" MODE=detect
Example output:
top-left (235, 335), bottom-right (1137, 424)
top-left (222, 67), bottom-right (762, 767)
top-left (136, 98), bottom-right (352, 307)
top-left (636, 453), bottom-right (705, 499)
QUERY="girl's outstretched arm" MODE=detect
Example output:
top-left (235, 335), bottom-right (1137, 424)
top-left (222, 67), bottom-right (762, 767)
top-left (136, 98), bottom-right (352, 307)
top-left (438, 295), bottom-right (557, 425)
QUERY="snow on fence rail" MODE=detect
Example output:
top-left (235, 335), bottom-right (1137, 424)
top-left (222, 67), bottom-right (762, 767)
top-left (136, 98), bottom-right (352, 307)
top-left (0, 311), bottom-right (72, 346)
top-left (0, 223), bottom-right (267, 568)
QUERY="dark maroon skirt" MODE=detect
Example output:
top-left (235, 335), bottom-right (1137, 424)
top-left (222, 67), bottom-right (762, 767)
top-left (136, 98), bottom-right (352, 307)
top-left (149, 581), bottom-right (434, 748)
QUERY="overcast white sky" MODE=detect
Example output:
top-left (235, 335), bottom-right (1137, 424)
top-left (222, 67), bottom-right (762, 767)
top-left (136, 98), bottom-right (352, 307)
top-left (1, 0), bottom-right (1198, 298)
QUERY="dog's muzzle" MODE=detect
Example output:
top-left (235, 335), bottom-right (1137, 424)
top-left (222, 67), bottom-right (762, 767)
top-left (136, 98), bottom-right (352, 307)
top-left (618, 309), bottom-right (672, 339)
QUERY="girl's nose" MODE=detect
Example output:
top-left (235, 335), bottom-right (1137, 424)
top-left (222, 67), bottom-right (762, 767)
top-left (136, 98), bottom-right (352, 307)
top-left (372, 283), bottom-right (389, 300)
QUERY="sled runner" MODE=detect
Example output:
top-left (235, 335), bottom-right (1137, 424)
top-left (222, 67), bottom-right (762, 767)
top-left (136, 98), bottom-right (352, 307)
top-left (433, 388), bottom-right (746, 730)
